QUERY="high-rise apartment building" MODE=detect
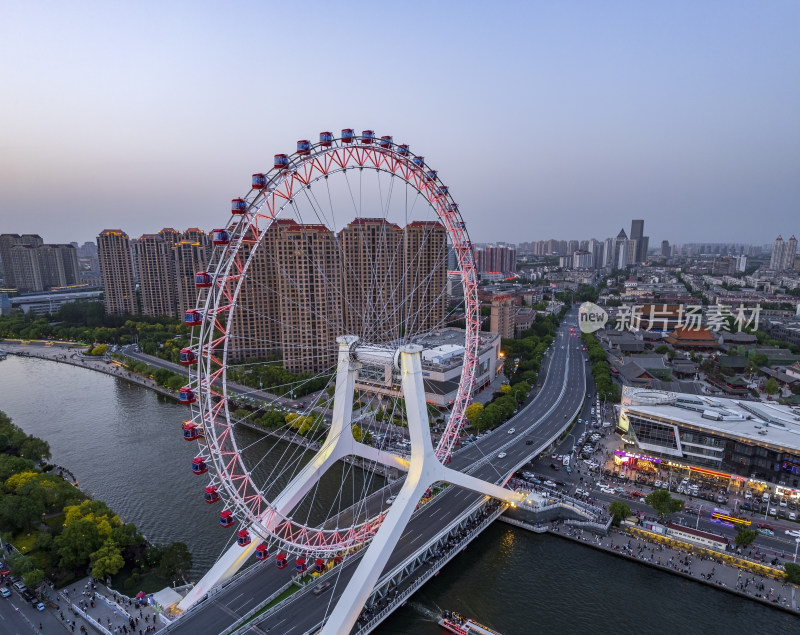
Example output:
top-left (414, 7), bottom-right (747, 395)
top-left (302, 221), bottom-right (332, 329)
top-left (475, 243), bottom-right (517, 274)
top-left (38, 244), bottom-right (80, 288)
top-left (661, 240), bottom-right (671, 258)
top-left (339, 218), bottom-right (404, 344)
top-left (490, 295), bottom-right (515, 339)
top-left (770, 235), bottom-right (798, 271)
top-left (0, 234), bottom-right (79, 292)
top-left (97, 229), bottom-right (137, 315)
top-left (8, 245), bottom-right (43, 292)
top-left (226, 217), bottom-right (448, 373)
top-left (174, 230), bottom-right (209, 318)
top-left (275, 221), bottom-right (342, 373)
top-left (135, 234), bottom-right (177, 317)
top-left (403, 221), bottom-right (447, 335)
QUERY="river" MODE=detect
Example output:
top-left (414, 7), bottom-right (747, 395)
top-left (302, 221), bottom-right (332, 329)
top-left (0, 355), bottom-right (795, 633)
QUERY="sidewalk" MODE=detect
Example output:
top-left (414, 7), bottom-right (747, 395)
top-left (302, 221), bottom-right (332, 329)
top-left (551, 524), bottom-right (799, 613)
top-left (54, 577), bottom-right (162, 634)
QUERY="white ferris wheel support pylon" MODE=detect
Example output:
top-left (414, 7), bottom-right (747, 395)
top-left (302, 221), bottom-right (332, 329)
top-left (178, 335), bottom-right (524, 619)
top-left (320, 340), bottom-right (526, 635)
top-left (177, 336), bottom-right (412, 613)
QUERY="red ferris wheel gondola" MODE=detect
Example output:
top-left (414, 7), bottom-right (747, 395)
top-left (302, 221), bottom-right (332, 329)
top-left (274, 154), bottom-right (289, 170)
top-left (276, 553), bottom-right (288, 569)
top-left (204, 485), bottom-right (220, 504)
top-left (179, 387), bottom-right (197, 405)
top-left (231, 197), bottom-right (248, 213)
top-left (179, 348), bottom-right (197, 366)
top-left (211, 229), bottom-right (230, 245)
top-left (297, 140), bottom-right (311, 156)
top-left (195, 271), bottom-right (212, 288)
top-left (319, 131), bottom-right (333, 147)
top-left (237, 529), bottom-right (251, 547)
top-left (219, 510), bottom-right (235, 528)
top-left (255, 544), bottom-right (270, 560)
top-left (361, 130), bottom-right (374, 144)
top-left (191, 457), bottom-right (207, 474)
top-left (184, 310), bottom-right (202, 327)
top-left (182, 421), bottom-right (202, 440)
top-left (251, 174), bottom-right (268, 190)
top-left (341, 128), bottom-right (354, 143)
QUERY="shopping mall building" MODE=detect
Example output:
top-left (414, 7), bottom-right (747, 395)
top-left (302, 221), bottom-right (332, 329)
top-left (616, 386), bottom-right (800, 498)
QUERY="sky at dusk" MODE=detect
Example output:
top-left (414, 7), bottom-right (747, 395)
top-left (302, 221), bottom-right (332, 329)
top-left (1, 1), bottom-right (798, 247)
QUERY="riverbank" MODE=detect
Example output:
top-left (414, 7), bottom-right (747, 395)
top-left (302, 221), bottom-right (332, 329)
top-left (1, 340), bottom-right (400, 481)
top-left (1, 339), bottom-right (180, 400)
top-left (549, 523), bottom-right (800, 615)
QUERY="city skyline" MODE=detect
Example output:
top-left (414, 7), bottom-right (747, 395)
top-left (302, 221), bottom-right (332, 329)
top-left (1, 2), bottom-right (798, 246)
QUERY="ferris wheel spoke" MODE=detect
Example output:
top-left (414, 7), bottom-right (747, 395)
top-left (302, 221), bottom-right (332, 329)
top-left (188, 131), bottom-right (479, 560)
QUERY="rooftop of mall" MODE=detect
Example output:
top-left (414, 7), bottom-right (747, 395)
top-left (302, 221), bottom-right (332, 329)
top-left (621, 386), bottom-right (800, 454)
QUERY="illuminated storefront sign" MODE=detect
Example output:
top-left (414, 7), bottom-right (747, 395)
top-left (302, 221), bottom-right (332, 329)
top-left (615, 450), bottom-right (661, 463)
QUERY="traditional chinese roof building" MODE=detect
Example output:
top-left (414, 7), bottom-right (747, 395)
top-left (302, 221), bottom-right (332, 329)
top-left (665, 326), bottom-right (720, 350)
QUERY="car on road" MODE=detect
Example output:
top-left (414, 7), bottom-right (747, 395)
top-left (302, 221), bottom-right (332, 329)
top-left (544, 480), bottom-right (556, 487)
top-left (786, 529), bottom-right (800, 538)
top-left (0, 587), bottom-right (10, 598)
top-left (497, 452), bottom-right (507, 459)
top-left (35, 601), bottom-right (46, 611)
top-left (525, 439), bottom-right (534, 445)
top-left (313, 581), bottom-right (332, 595)
top-left (507, 428), bottom-right (516, 434)
top-left (22, 590), bottom-right (35, 603)
top-left (386, 495), bottom-right (397, 505)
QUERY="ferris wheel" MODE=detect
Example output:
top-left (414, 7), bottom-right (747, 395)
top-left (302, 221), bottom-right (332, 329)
top-left (180, 130), bottom-right (481, 564)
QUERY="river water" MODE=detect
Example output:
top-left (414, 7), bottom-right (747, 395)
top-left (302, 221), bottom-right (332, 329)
top-left (0, 355), bottom-right (795, 633)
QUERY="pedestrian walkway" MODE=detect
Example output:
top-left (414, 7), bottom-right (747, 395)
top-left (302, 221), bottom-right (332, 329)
top-left (550, 524), bottom-right (800, 614)
top-left (55, 577), bottom-right (162, 634)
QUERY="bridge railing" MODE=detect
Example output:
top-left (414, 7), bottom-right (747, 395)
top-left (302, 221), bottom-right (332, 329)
top-left (353, 504), bottom-right (504, 635)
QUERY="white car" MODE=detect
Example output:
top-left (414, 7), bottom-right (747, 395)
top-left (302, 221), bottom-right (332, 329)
top-left (497, 452), bottom-right (507, 459)
top-left (507, 428), bottom-right (516, 434)
top-left (785, 529), bottom-right (800, 537)
top-left (386, 495), bottom-right (397, 505)
top-left (544, 480), bottom-right (556, 487)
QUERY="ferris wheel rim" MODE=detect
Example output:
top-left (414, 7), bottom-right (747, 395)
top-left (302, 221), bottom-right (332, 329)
top-left (188, 132), bottom-right (481, 556)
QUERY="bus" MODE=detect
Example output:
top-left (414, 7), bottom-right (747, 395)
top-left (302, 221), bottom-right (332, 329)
top-left (710, 511), bottom-right (751, 527)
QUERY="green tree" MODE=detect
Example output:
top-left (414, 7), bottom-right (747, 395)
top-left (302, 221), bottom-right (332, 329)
top-left (785, 562), bottom-right (800, 584)
top-left (654, 345), bottom-right (669, 355)
top-left (0, 495), bottom-right (45, 532)
top-left (22, 568), bottom-right (44, 588)
top-left (608, 501), bottom-right (632, 526)
top-left (56, 518), bottom-right (105, 569)
top-left (644, 489), bottom-right (683, 520)
top-left (90, 539), bottom-right (125, 578)
top-left (764, 377), bottom-right (780, 395)
top-left (465, 403), bottom-right (484, 422)
top-left (734, 527), bottom-right (759, 548)
top-left (158, 542), bottom-right (193, 580)
top-left (750, 352), bottom-right (768, 368)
